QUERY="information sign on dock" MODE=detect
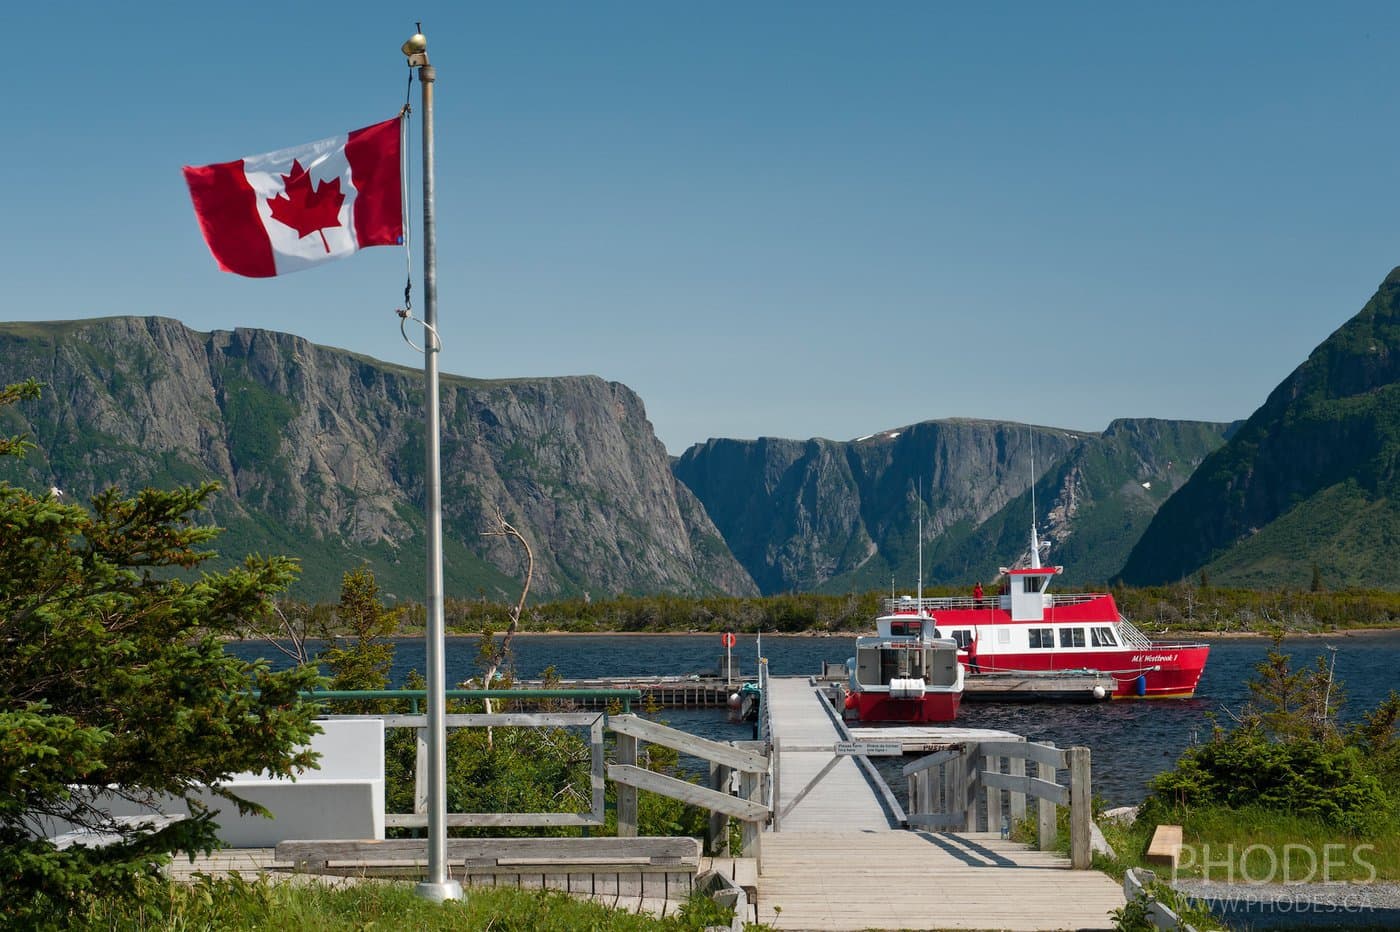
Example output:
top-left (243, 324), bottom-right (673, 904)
top-left (833, 740), bottom-right (904, 757)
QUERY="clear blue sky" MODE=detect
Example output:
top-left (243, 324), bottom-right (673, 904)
top-left (3, 2), bottom-right (1398, 452)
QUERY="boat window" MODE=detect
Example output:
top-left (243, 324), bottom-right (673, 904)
top-left (1023, 577), bottom-right (1040, 594)
top-left (890, 620), bottom-right (919, 636)
top-left (949, 629), bottom-right (972, 649)
top-left (1028, 628), bottom-right (1054, 649)
top-left (1059, 627), bottom-right (1086, 648)
top-left (1091, 627), bottom-right (1118, 647)
top-left (997, 628), bottom-right (1011, 644)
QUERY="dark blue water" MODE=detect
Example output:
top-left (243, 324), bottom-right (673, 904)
top-left (228, 630), bottom-right (1400, 807)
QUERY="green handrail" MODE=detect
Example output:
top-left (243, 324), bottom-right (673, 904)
top-left (302, 688), bottom-right (640, 713)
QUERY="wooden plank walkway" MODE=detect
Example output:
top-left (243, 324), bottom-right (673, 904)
top-left (767, 676), bottom-right (897, 832)
top-left (757, 831), bottom-right (1123, 931)
top-left (762, 679), bottom-right (1123, 929)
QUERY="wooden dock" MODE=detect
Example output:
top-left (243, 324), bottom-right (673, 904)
top-left (766, 676), bottom-right (899, 832)
top-left (519, 676), bottom-right (740, 709)
top-left (757, 830), bottom-right (1124, 931)
top-left (849, 725), bottom-right (1023, 754)
top-left (762, 677), bottom-right (1124, 930)
top-left (963, 670), bottom-right (1116, 701)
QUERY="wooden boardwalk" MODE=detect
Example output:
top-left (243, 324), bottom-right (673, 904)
top-left (757, 830), bottom-right (1123, 931)
top-left (762, 678), bottom-right (1123, 930)
top-left (767, 676), bottom-right (898, 832)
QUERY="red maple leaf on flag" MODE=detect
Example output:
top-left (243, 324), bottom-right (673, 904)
top-left (266, 160), bottom-right (345, 252)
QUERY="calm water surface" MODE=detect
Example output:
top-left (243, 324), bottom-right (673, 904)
top-left (230, 630), bottom-right (1400, 807)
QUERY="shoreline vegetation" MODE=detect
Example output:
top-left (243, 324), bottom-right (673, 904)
top-left (258, 584), bottom-right (1400, 641)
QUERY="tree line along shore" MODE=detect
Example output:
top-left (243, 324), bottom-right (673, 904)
top-left (260, 582), bottom-right (1400, 640)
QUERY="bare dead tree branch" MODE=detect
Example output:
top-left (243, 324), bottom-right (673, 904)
top-left (243, 602), bottom-right (316, 666)
top-left (478, 507), bottom-right (534, 743)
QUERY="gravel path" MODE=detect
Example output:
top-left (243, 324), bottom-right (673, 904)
top-left (1172, 879), bottom-right (1400, 929)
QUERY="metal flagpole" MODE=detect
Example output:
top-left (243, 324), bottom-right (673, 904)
top-left (403, 26), bottom-right (462, 903)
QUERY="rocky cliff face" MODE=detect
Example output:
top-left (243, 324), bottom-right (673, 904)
top-left (1120, 268), bottom-right (1400, 589)
top-left (0, 317), bottom-right (757, 602)
top-left (674, 421), bottom-right (1085, 593)
top-left (675, 417), bottom-right (1233, 593)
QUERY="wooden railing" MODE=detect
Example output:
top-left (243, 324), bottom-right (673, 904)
top-left (608, 714), bottom-right (768, 862)
top-left (317, 692), bottom-right (771, 862)
top-left (903, 739), bottom-right (1093, 869)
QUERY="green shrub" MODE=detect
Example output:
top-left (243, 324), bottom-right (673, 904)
top-left (1144, 730), bottom-right (1389, 834)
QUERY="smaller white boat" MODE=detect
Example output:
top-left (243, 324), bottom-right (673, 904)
top-left (844, 605), bottom-right (964, 723)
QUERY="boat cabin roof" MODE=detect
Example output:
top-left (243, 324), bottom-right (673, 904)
top-left (875, 611), bottom-right (938, 639)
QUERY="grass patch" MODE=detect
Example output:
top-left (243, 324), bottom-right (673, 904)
top-left (1100, 804), bottom-right (1400, 884)
top-left (73, 874), bottom-right (756, 931)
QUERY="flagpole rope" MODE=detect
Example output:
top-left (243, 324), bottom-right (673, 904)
top-left (396, 89), bottom-right (438, 353)
top-left (399, 98), bottom-right (414, 318)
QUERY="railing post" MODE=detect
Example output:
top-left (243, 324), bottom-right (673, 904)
top-left (771, 736), bottom-right (782, 832)
top-left (962, 742), bottom-right (979, 832)
top-left (984, 752), bottom-right (1001, 836)
top-left (1008, 754), bottom-right (1026, 826)
top-left (1068, 746), bottom-right (1091, 869)
top-left (740, 769), bottom-right (762, 865)
top-left (414, 727), bottom-right (428, 817)
top-left (617, 731), bottom-right (638, 837)
top-left (1037, 743), bottom-right (1057, 851)
top-left (709, 762), bottom-right (731, 856)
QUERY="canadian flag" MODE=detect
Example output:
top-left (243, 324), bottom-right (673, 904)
top-left (183, 117), bottom-right (402, 278)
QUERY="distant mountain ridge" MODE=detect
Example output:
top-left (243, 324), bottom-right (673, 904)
top-left (673, 417), bottom-right (1235, 594)
top-left (0, 317), bottom-right (757, 602)
top-left (3, 312), bottom-right (1327, 601)
top-left (1120, 267), bottom-right (1400, 589)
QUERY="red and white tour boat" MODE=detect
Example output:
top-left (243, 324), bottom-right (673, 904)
top-left (844, 608), bottom-right (964, 723)
top-left (909, 525), bottom-right (1209, 698)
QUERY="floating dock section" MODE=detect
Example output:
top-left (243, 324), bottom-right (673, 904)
top-left (517, 676), bottom-right (740, 709)
top-left (962, 670), bottom-right (1116, 702)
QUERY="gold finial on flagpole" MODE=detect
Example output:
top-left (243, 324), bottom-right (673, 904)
top-left (402, 30), bottom-right (428, 65)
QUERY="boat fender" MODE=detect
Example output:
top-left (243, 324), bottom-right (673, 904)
top-left (1092, 685), bottom-right (1107, 700)
top-left (844, 692), bottom-right (858, 710)
top-left (1135, 674), bottom-right (1147, 697)
top-left (889, 677), bottom-right (926, 700)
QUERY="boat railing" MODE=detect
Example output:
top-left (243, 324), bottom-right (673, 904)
top-left (1115, 614), bottom-right (1156, 650)
top-left (881, 595), bottom-right (989, 613)
top-left (1047, 592), bottom-right (1102, 607)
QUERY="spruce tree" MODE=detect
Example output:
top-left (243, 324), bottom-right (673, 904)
top-left (0, 380), bottom-right (322, 925)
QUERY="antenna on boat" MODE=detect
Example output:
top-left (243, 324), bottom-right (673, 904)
top-left (916, 479), bottom-right (924, 611)
top-left (1028, 440), bottom-right (1042, 570)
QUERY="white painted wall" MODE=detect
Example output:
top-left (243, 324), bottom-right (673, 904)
top-left (51, 718), bottom-right (386, 848)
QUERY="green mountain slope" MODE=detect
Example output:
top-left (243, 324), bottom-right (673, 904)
top-left (934, 418), bottom-right (1237, 587)
top-left (1120, 268), bottom-right (1400, 588)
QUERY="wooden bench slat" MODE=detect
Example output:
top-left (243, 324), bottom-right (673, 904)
top-left (1145, 824), bottom-right (1183, 869)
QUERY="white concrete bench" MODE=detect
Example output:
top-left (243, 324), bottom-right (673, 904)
top-left (47, 718), bottom-right (385, 848)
